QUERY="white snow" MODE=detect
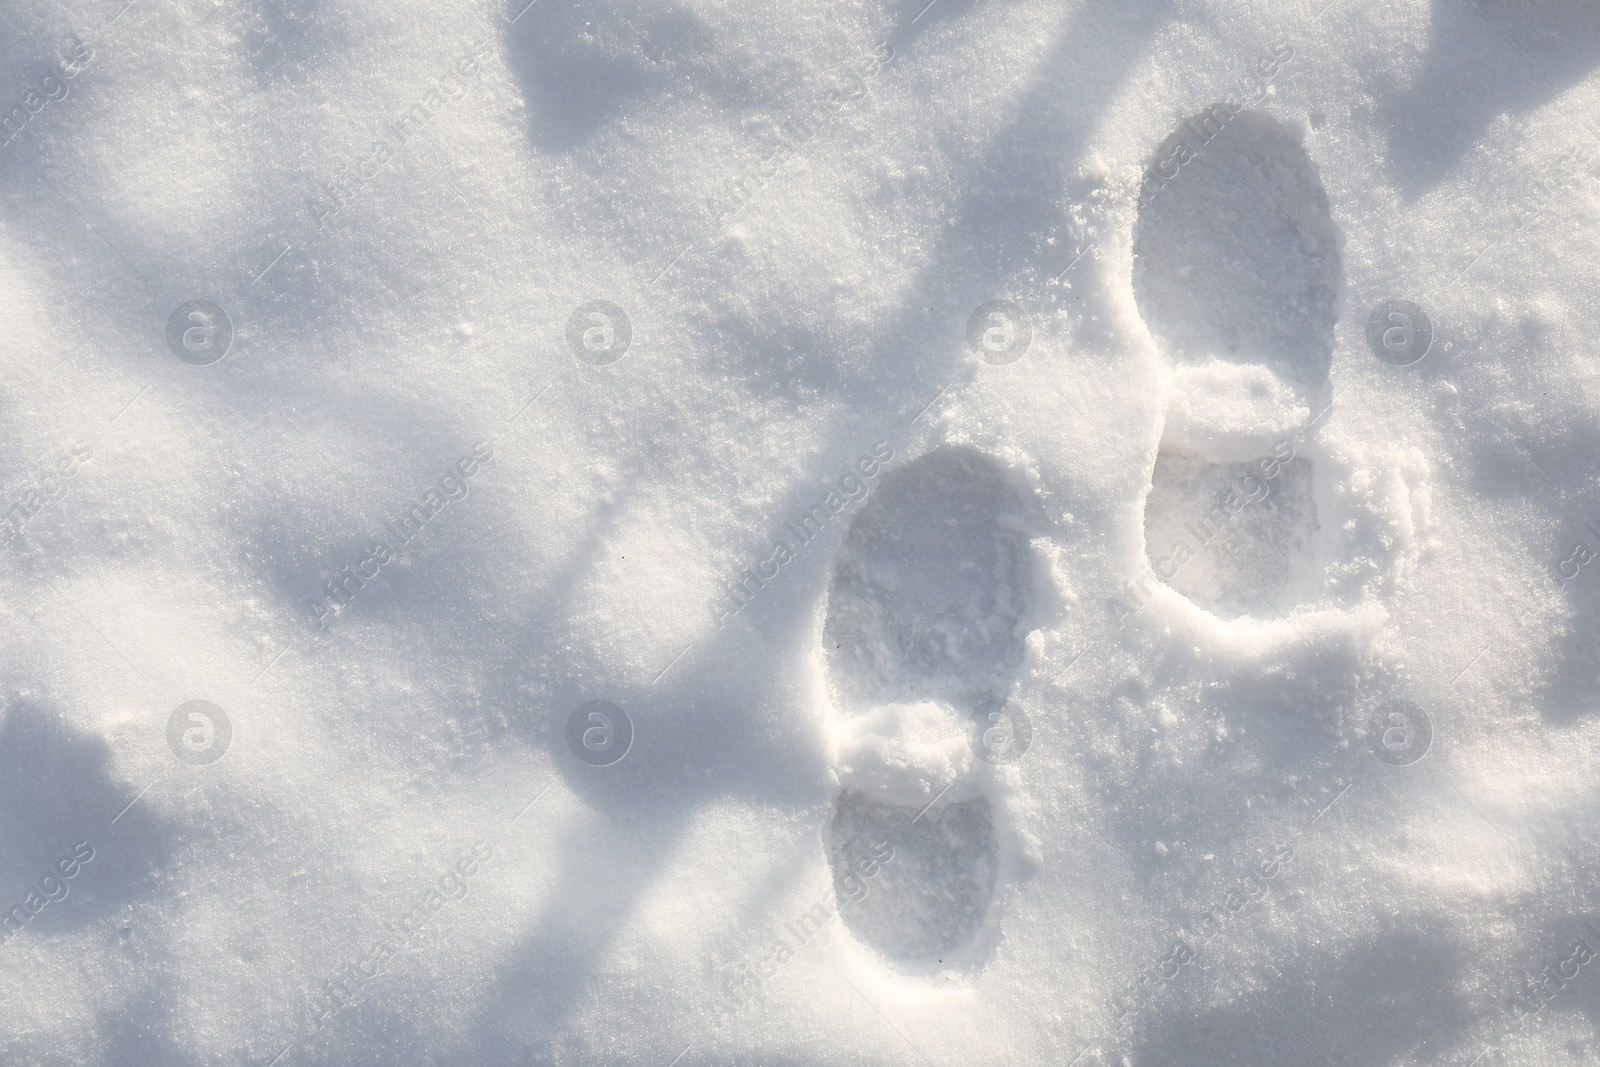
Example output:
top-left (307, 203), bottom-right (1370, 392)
top-left (4, 0), bottom-right (1600, 1064)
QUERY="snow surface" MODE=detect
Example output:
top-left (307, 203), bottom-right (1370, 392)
top-left (3, 0), bottom-right (1600, 1063)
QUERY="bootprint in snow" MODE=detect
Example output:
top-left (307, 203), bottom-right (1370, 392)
top-left (820, 446), bottom-right (1038, 970)
top-left (1132, 108), bottom-right (1340, 616)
